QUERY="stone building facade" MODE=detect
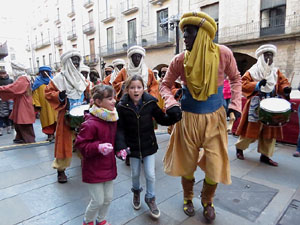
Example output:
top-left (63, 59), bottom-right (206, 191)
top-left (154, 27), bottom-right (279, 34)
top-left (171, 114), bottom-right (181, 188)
top-left (26, 0), bottom-right (300, 85)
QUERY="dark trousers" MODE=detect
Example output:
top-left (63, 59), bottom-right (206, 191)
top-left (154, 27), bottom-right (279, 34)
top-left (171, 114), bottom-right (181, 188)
top-left (14, 124), bottom-right (36, 143)
top-left (0, 116), bottom-right (12, 128)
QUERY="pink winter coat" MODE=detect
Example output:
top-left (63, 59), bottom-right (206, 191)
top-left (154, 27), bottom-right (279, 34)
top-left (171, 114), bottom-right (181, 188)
top-left (223, 79), bottom-right (231, 100)
top-left (75, 113), bottom-right (117, 183)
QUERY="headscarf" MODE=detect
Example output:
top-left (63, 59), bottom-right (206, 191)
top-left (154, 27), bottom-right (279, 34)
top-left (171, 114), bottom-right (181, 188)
top-left (248, 44), bottom-right (278, 93)
top-left (179, 12), bottom-right (220, 101)
top-left (126, 45), bottom-right (149, 89)
top-left (11, 61), bottom-right (26, 77)
top-left (52, 49), bottom-right (88, 99)
top-left (80, 64), bottom-right (90, 73)
top-left (80, 64), bottom-right (90, 80)
top-left (32, 66), bottom-right (52, 91)
top-left (110, 58), bottom-right (125, 84)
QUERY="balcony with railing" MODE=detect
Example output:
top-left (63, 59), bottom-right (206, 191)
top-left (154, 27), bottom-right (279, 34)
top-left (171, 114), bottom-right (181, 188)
top-left (67, 10), bottom-right (75, 18)
top-left (218, 14), bottom-right (300, 44)
top-left (149, 0), bottom-right (168, 5)
top-left (33, 38), bottom-right (50, 50)
top-left (54, 36), bottom-right (63, 46)
top-left (83, 0), bottom-right (94, 8)
top-left (101, 8), bottom-right (116, 24)
top-left (0, 42), bottom-right (8, 59)
top-left (83, 22), bottom-right (95, 35)
top-left (84, 54), bottom-right (99, 67)
top-left (54, 62), bottom-right (61, 70)
top-left (67, 31), bottom-right (77, 41)
top-left (54, 17), bottom-right (61, 25)
top-left (121, 1), bottom-right (139, 16)
top-left (260, 14), bottom-right (285, 37)
top-left (101, 32), bottom-right (175, 57)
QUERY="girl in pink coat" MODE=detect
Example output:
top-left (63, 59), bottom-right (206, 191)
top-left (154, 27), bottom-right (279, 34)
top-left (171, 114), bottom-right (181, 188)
top-left (75, 84), bottom-right (126, 225)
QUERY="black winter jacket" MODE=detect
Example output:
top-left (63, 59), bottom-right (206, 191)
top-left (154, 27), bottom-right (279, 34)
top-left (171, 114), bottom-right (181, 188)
top-left (115, 92), bottom-right (175, 159)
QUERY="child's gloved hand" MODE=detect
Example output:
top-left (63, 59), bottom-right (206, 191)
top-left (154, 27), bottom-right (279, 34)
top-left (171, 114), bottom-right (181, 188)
top-left (116, 147), bottom-right (131, 160)
top-left (98, 143), bottom-right (113, 155)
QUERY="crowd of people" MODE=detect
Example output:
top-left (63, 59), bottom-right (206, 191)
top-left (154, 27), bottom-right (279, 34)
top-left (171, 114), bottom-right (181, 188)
top-left (0, 11), bottom-right (298, 225)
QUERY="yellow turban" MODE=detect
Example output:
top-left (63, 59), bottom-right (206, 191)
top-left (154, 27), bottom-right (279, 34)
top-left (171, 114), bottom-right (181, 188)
top-left (179, 12), bottom-right (217, 40)
top-left (180, 12), bottom-right (220, 101)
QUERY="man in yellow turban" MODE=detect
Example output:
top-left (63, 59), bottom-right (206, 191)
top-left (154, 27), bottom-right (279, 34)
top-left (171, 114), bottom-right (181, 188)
top-left (160, 12), bottom-right (242, 222)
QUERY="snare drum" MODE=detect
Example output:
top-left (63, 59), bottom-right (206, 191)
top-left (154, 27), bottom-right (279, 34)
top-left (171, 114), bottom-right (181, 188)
top-left (67, 104), bottom-right (90, 129)
top-left (259, 98), bottom-right (291, 126)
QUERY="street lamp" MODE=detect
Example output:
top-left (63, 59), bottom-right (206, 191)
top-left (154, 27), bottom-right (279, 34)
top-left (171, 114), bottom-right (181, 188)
top-left (159, 15), bottom-right (180, 54)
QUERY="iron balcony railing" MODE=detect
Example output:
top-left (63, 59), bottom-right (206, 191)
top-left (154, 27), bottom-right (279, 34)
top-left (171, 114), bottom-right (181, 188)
top-left (101, 32), bottom-right (175, 57)
top-left (83, 21), bottom-right (95, 35)
top-left (219, 14), bottom-right (300, 43)
top-left (84, 54), bottom-right (99, 66)
top-left (83, 0), bottom-right (94, 8)
top-left (67, 31), bottom-right (77, 41)
top-left (54, 36), bottom-right (63, 46)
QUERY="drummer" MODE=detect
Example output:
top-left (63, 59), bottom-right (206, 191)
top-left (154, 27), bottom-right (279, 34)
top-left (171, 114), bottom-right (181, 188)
top-left (235, 44), bottom-right (291, 166)
top-left (45, 49), bottom-right (89, 183)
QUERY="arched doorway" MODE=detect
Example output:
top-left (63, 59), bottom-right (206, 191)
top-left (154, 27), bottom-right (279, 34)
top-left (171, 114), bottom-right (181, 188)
top-left (233, 52), bottom-right (257, 76)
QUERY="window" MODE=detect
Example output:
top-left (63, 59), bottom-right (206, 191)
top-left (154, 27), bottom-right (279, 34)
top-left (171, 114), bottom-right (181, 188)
top-left (36, 58), bottom-right (40, 68)
top-left (49, 53), bottom-right (52, 66)
top-left (107, 27), bottom-right (114, 53)
top-left (201, 3), bottom-right (219, 42)
top-left (57, 8), bottom-right (60, 20)
top-left (71, 0), bottom-right (74, 12)
top-left (128, 19), bottom-right (136, 47)
top-left (89, 38), bottom-right (95, 59)
top-left (59, 49), bottom-right (63, 56)
top-left (72, 44), bottom-right (77, 48)
top-left (72, 18), bottom-right (76, 34)
top-left (88, 10), bottom-right (93, 22)
top-left (157, 8), bottom-right (168, 42)
top-left (43, 55), bottom-right (46, 65)
top-left (260, 0), bottom-right (286, 36)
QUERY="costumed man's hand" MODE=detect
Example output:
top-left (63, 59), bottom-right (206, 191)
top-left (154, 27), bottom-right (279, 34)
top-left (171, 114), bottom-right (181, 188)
top-left (227, 108), bottom-right (241, 120)
top-left (59, 90), bottom-right (66, 102)
top-left (98, 143), bottom-right (114, 155)
top-left (259, 79), bottom-right (267, 88)
top-left (166, 106), bottom-right (182, 122)
top-left (174, 88), bottom-right (183, 99)
top-left (283, 87), bottom-right (292, 101)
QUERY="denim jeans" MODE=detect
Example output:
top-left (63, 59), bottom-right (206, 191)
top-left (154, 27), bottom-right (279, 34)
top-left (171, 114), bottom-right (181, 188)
top-left (130, 154), bottom-right (155, 198)
top-left (297, 105), bottom-right (300, 152)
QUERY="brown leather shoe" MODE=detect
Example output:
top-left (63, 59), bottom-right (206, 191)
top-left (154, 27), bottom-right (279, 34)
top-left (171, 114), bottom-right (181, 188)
top-left (260, 154), bottom-right (278, 167)
top-left (57, 170), bottom-right (68, 183)
top-left (183, 200), bottom-right (195, 216)
top-left (236, 149), bottom-right (245, 160)
top-left (202, 202), bottom-right (216, 222)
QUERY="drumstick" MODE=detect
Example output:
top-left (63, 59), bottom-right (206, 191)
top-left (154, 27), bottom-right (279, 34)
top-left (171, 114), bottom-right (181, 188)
top-left (289, 72), bottom-right (295, 87)
top-left (44, 71), bottom-right (62, 92)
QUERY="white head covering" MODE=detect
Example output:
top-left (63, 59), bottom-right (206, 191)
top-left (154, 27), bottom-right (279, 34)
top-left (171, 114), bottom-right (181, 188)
top-left (110, 58), bottom-right (126, 84)
top-left (52, 49), bottom-right (88, 99)
top-left (248, 44), bottom-right (278, 93)
top-left (80, 64), bottom-right (90, 73)
top-left (11, 61), bottom-right (26, 77)
top-left (126, 46), bottom-right (148, 89)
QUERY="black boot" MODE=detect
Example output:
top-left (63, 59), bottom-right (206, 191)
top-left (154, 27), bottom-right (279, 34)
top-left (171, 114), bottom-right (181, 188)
top-left (57, 170), bottom-right (67, 183)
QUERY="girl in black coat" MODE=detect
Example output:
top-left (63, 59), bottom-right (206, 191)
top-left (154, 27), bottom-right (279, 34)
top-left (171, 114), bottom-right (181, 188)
top-left (115, 75), bottom-right (176, 219)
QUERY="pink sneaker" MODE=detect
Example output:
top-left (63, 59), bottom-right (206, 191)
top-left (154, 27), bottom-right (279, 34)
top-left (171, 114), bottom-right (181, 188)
top-left (96, 220), bottom-right (111, 225)
top-left (83, 221), bottom-right (94, 225)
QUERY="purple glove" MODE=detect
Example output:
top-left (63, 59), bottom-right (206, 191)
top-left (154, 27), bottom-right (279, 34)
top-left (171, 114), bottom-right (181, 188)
top-left (98, 143), bottom-right (113, 155)
top-left (116, 147), bottom-right (131, 160)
